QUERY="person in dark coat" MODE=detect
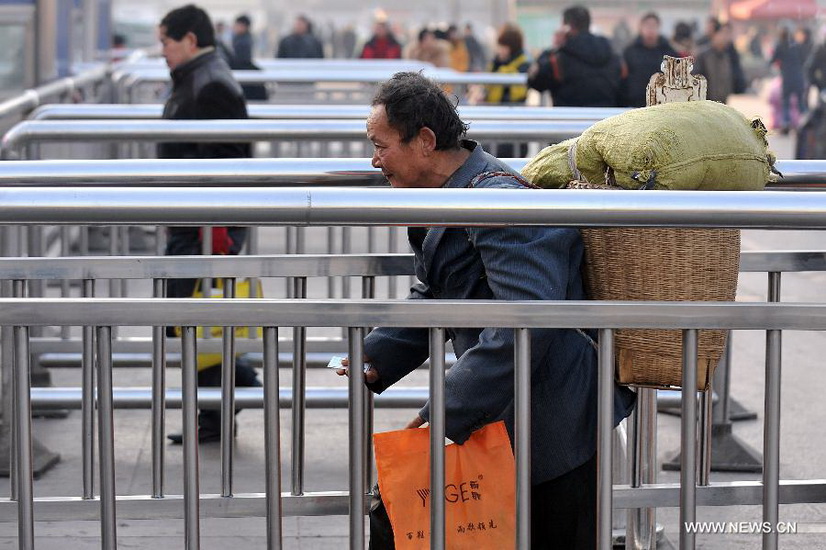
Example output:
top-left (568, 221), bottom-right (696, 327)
top-left (157, 4), bottom-right (260, 443)
top-left (359, 20), bottom-right (402, 59)
top-left (528, 5), bottom-right (622, 107)
top-left (771, 27), bottom-right (808, 132)
top-left (276, 15), bottom-right (324, 58)
top-left (230, 14), bottom-right (268, 101)
top-left (694, 22), bottom-right (746, 104)
top-left (621, 12), bottom-right (679, 107)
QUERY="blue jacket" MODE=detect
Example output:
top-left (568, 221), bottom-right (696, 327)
top-left (364, 142), bottom-right (636, 484)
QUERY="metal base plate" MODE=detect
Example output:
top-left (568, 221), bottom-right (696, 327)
top-left (663, 424), bottom-right (762, 473)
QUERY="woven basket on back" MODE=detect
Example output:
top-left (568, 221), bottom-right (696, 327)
top-left (569, 183), bottom-right (740, 390)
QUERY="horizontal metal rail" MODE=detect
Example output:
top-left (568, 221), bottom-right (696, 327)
top-left (0, 299), bottom-right (824, 330)
top-left (0, 250), bottom-right (813, 280)
top-left (26, 385), bottom-right (690, 411)
top-left (29, 103), bottom-right (628, 121)
top-left (0, 66), bottom-right (110, 120)
top-left (114, 67), bottom-right (528, 87)
top-left (0, 480), bottom-right (823, 523)
top-left (0, 187), bottom-right (825, 227)
top-left (0, 158), bottom-right (820, 187)
top-left (0, 253), bottom-right (413, 280)
top-left (0, 119), bottom-right (586, 159)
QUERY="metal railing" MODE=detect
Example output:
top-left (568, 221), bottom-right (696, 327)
top-left (28, 103), bottom-right (628, 121)
top-left (0, 188), bottom-right (825, 550)
top-left (0, 119), bottom-right (588, 160)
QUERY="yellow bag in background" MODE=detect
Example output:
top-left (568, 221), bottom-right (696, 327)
top-left (175, 278), bottom-right (263, 371)
top-left (374, 421), bottom-right (516, 550)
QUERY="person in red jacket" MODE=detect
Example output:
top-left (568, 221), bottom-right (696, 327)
top-left (360, 20), bottom-right (402, 59)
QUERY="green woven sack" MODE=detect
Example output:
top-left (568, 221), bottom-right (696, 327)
top-left (522, 100), bottom-right (775, 191)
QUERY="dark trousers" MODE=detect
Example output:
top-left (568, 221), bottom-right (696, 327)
top-left (369, 454), bottom-right (597, 550)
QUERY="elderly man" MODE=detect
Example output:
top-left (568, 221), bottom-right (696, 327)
top-left (344, 72), bottom-right (635, 549)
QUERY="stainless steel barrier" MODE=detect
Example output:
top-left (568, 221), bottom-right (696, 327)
top-left (0, 119), bottom-right (587, 160)
top-left (28, 103), bottom-right (628, 121)
top-left (0, 187), bottom-right (825, 550)
top-left (1, 298), bottom-right (824, 550)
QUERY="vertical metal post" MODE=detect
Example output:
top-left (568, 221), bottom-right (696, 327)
top-left (361, 277), bottom-right (376, 492)
top-left (514, 328), bottom-right (531, 550)
top-left (429, 328), bottom-right (446, 550)
top-left (1, 280), bottom-right (15, 500)
top-left (680, 329), bottom-right (699, 550)
top-left (597, 329), bottom-right (614, 550)
top-left (119, 227), bottom-right (129, 297)
top-left (763, 273), bottom-right (782, 550)
top-left (698, 388), bottom-right (713, 486)
top-left (59, 227), bottom-right (72, 338)
top-left (263, 327), bottom-right (283, 550)
top-left (82, 279), bottom-right (96, 500)
top-left (14, 325), bottom-right (34, 550)
top-left (181, 326), bottom-right (201, 550)
top-left (387, 227), bottom-right (399, 298)
top-left (291, 277), bottom-right (307, 496)
top-left (10, 280), bottom-right (25, 502)
top-left (342, 227), bottom-right (352, 298)
top-left (296, 227), bottom-right (306, 254)
top-left (151, 279), bottom-right (166, 498)
top-left (96, 325), bottom-right (117, 549)
top-left (327, 227), bottom-right (336, 298)
top-left (108, 227), bottom-right (119, 298)
top-left (221, 278), bottom-right (237, 497)
top-left (626, 388), bottom-right (657, 549)
top-left (348, 327), bottom-right (366, 550)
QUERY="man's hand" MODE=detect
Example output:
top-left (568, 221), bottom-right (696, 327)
top-left (335, 356), bottom-right (379, 384)
top-left (405, 416), bottom-right (426, 429)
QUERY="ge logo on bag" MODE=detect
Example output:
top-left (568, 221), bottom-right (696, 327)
top-left (415, 478), bottom-right (484, 508)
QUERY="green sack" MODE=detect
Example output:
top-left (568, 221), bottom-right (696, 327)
top-left (521, 100), bottom-right (776, 191)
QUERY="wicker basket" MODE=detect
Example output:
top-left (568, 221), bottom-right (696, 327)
top-left (571, 184), bottom-right (740, 390)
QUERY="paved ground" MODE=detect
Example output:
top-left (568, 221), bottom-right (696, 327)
top-left (2, 90), bottom-right (826, 548)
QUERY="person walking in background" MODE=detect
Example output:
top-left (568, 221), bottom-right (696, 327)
top-left (694, 22), bottom-right (733, 104)
top-left (277, 15), bottom-right (324, 58)
top-left (403, 27), bottom-right (450, 67)
top-left (231, 14), bottom-right (254, 66)
top-left (360, 19), bottom-right (402, 59)
top-left (464, 23), bottom-right (487, 71)
top-left (770, 27), bottom-right (808, 133)
top-left (213, 20), bottom-right (233, 64)
top-left (230, 14), bottom-right (267, 101)
top-left (528, 5), bottom-right (622, 107)
top-left (447, 24), bottom-right (470, 72)
top-left (671, 21), bottom-right (694, 58)
top-left (156, 4), bottom-right (261, 443)
top-left (621, 12), bottom-right (679, 108)
top-left (483, 23), bottom-right (530, 157)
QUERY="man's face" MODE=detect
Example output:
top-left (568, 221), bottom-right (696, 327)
top-left (159, 27), bottom-right (197, 70)
top-left (640, 18), bottom-right (660, 46)
top-left (367, 105), bottom-right (428, 188)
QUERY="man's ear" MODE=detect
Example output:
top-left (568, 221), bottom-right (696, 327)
top-left (418, 127), bottom-right (437, 156)
top-left (184, 31), bottom-right (198, 51)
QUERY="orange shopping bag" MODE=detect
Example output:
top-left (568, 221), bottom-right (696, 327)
top-left (373, 420), bottom-right (516, 550)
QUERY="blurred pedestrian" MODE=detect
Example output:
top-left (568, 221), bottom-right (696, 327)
top-left (671, 21), bottom-right (694, 58)
top-left (484, 23), bottom-right (530, 157)
top-left (230, 14), bottom-right (267, 101)
top-left (696, 16), bottom-right (720, 49)
top-left (447, 24), bottom-right (469, 72)
top-left (621, 12), bottom-right (678, 107)
top-left (464, 23), bottom-right (487, 71)
top-left (360, 20), bottom-right (402, 59)
top-left (277, 15), bottom-right (324, 58)
top-left (528, 5), bottom-right (622, 107)
top-left (693, 22), bottom-right (746, 104)
top-left (770, 27), bottom-right (808, 133)
top-left (231, 14), bottom-right (253, 65)
top-left (806, 27), bottom-right (826, 93)
top-left (156, 4), bottom-right (261, 444)
top-left (403, 27), bottom-right (450, 67)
